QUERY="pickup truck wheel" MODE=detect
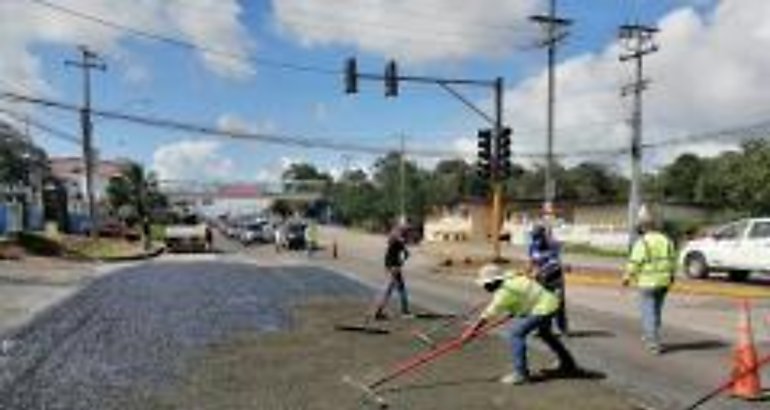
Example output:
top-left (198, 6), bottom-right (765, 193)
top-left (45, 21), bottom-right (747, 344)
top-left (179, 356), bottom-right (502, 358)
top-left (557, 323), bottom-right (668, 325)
top-left (684, 253), bottom-right (709, 279)
top-left (728, 270), bottom-right (750, 282)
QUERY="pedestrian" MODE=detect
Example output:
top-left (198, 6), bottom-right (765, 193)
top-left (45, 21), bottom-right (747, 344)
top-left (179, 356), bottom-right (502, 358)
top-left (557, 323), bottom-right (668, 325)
top-left (528, 223), bottom-right (568, 336)
top-left (622, 207), bottom-right (676, 355)
top-left (305, 221), bottom-right (318, 257)
top-left (274, 222), bottom-right (283, 253)
top-left (372, 225), bottom-right (412, 320)
top-left (461, 264), bottom-right (578, 385)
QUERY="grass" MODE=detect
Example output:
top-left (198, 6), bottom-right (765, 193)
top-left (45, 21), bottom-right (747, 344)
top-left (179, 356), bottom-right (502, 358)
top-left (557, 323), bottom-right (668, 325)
top-left (7, 232), bottom-right (155, 260)
top-left (563, 242), bottom-right (627, 259)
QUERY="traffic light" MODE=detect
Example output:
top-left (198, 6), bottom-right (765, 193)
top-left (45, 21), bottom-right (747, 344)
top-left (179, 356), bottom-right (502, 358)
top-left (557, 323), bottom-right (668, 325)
top-left (477, 128), bottom-right (493, 180)
top-left (344, 57), bottom-right (357, 94)
top-left (497, 127), bottom-right (512, 178)
top-left (385, 60), bottom-right (398, 97)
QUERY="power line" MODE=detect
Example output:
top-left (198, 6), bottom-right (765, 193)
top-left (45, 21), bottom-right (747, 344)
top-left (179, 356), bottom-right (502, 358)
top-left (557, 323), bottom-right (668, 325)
top-left (277, 5), bottom-right (537, 42)
top-left (0, 107), bottom-right (81, 145)
top-left (3, 90), bottom-right (767, 161)
top-left (27, 0), bottom-right (339, 76)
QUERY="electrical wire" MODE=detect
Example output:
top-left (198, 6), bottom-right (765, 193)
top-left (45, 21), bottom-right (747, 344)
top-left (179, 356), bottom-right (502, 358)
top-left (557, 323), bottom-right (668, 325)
top-left (27, 0), bottom-right (339, 76)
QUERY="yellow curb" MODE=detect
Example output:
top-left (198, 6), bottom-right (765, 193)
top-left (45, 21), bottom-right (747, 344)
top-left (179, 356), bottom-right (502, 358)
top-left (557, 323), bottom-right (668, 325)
top-left (567, 274), bottom-right (770, 299)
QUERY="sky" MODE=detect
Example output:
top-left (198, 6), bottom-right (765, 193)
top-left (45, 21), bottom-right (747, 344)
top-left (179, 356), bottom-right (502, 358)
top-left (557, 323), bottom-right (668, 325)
top-left (1, 0), bottom-right (768, 185)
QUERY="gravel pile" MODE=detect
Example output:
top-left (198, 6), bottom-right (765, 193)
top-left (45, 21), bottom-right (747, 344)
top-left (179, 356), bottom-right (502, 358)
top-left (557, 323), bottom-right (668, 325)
top-left (0, 262), bottom-right (370, 410)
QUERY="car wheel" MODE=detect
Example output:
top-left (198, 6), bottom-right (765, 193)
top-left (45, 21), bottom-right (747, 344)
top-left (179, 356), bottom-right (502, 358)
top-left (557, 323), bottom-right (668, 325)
top-left (684, 252), bottom-right (709, 279)
top-left (728, 270), bottom-right (750, 282)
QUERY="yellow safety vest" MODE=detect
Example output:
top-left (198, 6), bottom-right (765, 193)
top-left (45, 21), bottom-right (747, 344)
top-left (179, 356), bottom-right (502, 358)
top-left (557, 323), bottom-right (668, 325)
top-left (481, 274), bottom-right (559, 318)
top-left (626, 231), bottom-right (676, 289)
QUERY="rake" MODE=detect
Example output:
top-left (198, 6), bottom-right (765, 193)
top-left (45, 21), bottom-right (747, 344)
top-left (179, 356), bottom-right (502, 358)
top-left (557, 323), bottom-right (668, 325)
top-left (343, 314), bottom-right (512, 408)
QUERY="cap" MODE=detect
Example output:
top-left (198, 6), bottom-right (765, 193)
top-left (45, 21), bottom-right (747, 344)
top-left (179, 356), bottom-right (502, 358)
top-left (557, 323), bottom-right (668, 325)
top-left (475, 263), bottom-right (506, 287)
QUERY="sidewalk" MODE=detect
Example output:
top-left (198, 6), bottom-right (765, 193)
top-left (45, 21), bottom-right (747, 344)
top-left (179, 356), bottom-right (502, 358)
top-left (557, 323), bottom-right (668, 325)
top-left (314, 226), bottom-right (770, 410)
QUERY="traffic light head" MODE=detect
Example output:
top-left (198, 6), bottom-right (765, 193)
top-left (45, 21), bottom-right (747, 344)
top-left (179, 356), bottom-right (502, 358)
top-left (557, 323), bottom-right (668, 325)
top-left (385, 60), bottom-right (398, 97)
top-left (477, 129), bottom-right (493, 179)
top-left (497, 127), bottom-right (512, 178)
top-left (344, 57), bottom-right (358, 94)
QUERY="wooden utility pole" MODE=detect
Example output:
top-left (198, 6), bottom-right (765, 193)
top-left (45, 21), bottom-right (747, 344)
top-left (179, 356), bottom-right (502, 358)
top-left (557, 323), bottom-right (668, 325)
top-left (66, 46), bottom-right (106, 237)
top-left (531, 0), bottom-right (572, 221)
top-left (619, 24), bottom-right (658, 247)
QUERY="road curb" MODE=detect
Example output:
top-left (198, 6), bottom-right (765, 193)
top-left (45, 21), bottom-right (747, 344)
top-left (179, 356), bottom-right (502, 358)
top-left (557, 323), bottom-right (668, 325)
top-left (95, 245), bottom-right (166, 263)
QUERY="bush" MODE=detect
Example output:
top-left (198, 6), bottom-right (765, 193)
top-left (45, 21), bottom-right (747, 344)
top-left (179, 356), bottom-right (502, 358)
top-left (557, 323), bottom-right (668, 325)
top-left (14, 232), bottom-right (65, 257)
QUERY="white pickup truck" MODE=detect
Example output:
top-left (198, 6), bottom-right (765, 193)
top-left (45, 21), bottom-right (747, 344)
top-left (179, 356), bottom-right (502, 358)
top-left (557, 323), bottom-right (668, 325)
top-left (680, 218), bottom-right (770, 282)
top-left (164, 214), bottom-right (212, 253)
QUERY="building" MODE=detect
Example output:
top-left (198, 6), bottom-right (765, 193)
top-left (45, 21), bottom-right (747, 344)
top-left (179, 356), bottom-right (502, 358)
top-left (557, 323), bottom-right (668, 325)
top-left (49, 156), bottom-right (130, 233)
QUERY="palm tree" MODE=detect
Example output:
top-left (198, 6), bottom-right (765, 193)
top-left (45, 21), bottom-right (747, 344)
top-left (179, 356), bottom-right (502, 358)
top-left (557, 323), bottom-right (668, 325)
top-left (106, 162), bottom-right (166, 250)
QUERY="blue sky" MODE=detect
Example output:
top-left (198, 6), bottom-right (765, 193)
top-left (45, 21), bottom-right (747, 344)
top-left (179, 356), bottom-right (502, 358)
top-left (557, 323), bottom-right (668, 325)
top-left (6, 0), bottom-right (764, 183)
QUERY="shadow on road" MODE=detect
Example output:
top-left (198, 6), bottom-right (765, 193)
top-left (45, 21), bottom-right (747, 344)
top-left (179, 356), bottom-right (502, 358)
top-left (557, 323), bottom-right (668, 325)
top-left (381, 375), bottom-right (499, 394)
top-left (566, 329), bottom-right (615, 339)
top-left (662, 339), bottom-right (728, 354)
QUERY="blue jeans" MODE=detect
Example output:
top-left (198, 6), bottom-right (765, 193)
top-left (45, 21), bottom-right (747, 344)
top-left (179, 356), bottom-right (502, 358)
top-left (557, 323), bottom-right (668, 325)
top-left (639, 287), bottom-right (668, 344)
top-left (375, 267), bottom-right (410, 315)
top-left (510, 314), bottom-right (575, 377)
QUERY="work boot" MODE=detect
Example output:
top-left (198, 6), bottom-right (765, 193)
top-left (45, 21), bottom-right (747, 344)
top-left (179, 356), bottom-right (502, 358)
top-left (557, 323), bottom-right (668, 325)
top-left (373, 311), bottom-right (389, 321)
top-left (500, 372), bottom-right (529, 385)
top-left (646, 342), bottom-right (663, 355)
top-left (542, 362), bottom-right (580, 378)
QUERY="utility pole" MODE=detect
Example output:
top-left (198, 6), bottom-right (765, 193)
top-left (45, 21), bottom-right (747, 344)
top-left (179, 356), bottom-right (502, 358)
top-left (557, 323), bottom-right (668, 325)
top-left (531, 0), bottom-right (571, 222)
top-left (399, 134), bottom-right (407, 226)
top-left (65, 46), bottom-right (106, 238)
top-left (619, 24), bottom-right (658, 246)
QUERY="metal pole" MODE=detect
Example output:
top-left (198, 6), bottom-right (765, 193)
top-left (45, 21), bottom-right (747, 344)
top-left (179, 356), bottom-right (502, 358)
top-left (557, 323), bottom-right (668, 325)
top-left (492, 77), bottom-right (504, 261)
top-left (399, 134), bottom-right (406, 225)
top-left (544, 0), bottom-right (556, 216)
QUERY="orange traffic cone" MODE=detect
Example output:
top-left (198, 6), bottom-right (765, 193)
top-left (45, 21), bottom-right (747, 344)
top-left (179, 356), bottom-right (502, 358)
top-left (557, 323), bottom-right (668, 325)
top-left (730, 299), bottom-right (762, 400)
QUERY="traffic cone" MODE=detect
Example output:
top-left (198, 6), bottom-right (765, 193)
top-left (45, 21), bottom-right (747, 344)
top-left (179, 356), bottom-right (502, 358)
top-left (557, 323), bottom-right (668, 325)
top-left (730, 299), bottom-right (762, 400)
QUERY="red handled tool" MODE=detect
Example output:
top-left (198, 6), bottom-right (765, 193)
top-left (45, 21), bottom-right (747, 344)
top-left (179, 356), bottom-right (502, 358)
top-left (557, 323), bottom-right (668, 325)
top-left (343, 314), bottom-right (512, 408)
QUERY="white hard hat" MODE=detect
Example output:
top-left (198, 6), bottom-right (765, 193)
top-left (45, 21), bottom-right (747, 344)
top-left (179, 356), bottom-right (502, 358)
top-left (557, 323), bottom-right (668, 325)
top-left (476, 264), bottom-right (506, 287)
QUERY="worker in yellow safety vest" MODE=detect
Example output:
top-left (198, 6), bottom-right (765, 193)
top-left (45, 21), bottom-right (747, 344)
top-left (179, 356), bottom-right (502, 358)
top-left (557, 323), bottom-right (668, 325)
top-left (461, 264), bottom-right (578, 385)
top-left (622, 207), bottom-right (676, 355)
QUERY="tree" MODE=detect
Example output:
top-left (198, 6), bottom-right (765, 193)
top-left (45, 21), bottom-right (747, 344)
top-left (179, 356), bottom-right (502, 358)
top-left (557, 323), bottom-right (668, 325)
top-left (660, 153), bottom-right (703, 203)
top-left (282, 163), bottom-right (332, 193)
top-left (106, 162), bottom-right (166, 249)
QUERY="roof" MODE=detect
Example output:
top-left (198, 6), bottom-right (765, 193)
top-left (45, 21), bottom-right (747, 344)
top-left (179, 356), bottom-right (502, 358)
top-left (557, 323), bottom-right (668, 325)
top-left (216, 184), bottom-right (263, 199)
top-left (50, 157), bottom-right (130, 180)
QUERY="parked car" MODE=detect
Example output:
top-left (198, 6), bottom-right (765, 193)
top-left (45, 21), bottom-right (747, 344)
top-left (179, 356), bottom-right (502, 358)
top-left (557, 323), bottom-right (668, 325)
top-left (283, 222), bottom-right (307, 250)
top-left (239, 221), bottom-right (272, 245)
top-left (680, 218), bottom-right (770, 282)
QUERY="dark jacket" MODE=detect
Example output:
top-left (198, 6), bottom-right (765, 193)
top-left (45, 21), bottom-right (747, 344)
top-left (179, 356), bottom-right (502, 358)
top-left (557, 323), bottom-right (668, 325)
top-left (384, 237), bottom-right (409, 268)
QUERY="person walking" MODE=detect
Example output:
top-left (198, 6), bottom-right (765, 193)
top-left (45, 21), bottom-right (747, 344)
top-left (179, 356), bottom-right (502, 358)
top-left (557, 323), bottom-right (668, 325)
top-left (461, 264), bottom-right (578, 385)
top-left (305, 221), bottom-right (319, 257)
top-left (372, 225), bottom-right (412, 320)
top-left (528, 223), bottom-right (568, 336)
top-left (622, 207), bottom-right (677, 355)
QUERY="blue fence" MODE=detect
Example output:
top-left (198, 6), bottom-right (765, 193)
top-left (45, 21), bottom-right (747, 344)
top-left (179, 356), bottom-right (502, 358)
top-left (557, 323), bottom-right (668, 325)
top-left (0, 204), bottom-right (7, 235)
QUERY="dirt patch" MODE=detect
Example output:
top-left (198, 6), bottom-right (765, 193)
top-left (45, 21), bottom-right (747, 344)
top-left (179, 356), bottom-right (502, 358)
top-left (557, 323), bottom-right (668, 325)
top-left (146, 299), bottom-right (638, 410)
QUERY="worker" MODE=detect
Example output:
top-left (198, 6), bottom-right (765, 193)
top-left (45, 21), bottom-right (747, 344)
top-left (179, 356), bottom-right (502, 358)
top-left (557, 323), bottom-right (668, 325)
top-left (461, 264), bottom-right (578, 385)
top-left (372, 225), bottom-right (412, 320)
top-left (528, 223), bottom-right (568, 336)
top-left (305, 221), bottom-right (319, 257)
top-left (622, 206), bottom-right (676, 355)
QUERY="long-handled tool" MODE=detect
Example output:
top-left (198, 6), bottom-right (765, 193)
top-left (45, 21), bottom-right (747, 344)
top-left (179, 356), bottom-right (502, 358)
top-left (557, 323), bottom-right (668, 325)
top-left (409, 302), bottom-right (486, 349)
top-left (343, 314), bottom-right (512, 408)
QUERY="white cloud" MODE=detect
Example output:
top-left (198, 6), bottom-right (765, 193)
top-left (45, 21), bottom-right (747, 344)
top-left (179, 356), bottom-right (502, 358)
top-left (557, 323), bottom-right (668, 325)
top-left (0, 0), bottom-right (253, 100)
top-left (271, 0), bottom-right (541, 63)
top-left (152, 140), bottom-right (234, 182)
top-left (217, 113), bottom-right (278, 135)
top-left (499, 0), bottom-right (770, 169)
